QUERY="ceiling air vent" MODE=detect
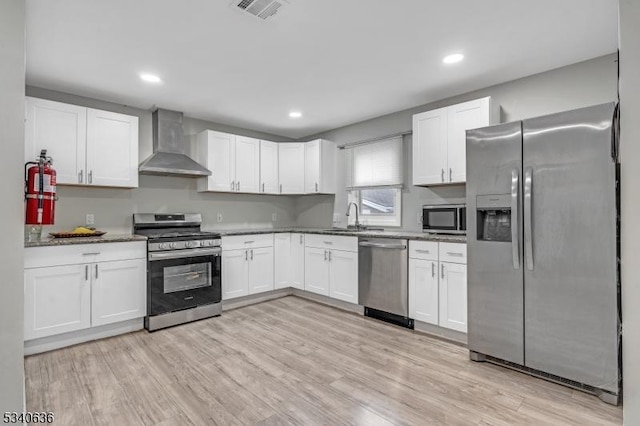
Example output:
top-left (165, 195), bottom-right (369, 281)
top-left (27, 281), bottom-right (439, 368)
top-left (233, 0), bottom-right (288, 20)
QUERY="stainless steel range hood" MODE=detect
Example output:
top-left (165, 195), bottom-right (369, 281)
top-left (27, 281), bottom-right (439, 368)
top-left (138, 108), bottom-right (212, 177)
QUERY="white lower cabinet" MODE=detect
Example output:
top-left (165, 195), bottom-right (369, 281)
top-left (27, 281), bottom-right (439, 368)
top-left (409, 241), bottom-right (467, 333)
top-left (24, 242), bottom-right (147, 341)
top-left (439, 262), bottom-right (467, 333)
top-left (24, 264), bottom-right (91, 340)
top-left (274, 233), bottom-right (292, 290)
top-left (221, 234), bottom-right (274, 300)
top-left (304, 235), bottom-right (358, 303)
top-left (291, 234), bottom-right (305, 290)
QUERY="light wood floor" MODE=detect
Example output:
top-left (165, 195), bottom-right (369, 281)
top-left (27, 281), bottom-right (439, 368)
top-left (25, 296), bottom-right (622, 426)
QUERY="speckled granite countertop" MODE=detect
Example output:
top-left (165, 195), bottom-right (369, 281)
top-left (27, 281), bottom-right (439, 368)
top-left (25, 234), bottom-right (147, 248)
top-left (216, 228), bottom-right (466, 243)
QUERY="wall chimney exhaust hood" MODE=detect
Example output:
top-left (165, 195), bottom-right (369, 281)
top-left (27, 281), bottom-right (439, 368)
top-left (138, 108), bottom-right (212, 177)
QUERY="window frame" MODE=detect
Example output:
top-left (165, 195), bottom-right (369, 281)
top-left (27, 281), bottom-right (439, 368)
top-left (347, 187), bottom-right (402, 228)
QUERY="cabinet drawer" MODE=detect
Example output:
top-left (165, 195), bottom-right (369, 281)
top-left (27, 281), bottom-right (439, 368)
top-left (305, 234), bottom-right (357, 252)
top-left (25, 241), bottom-right (146, 269)
top-left (409, 241), bottom-right (438, 261)
top-left (439, 242), bottom-right (467, 264)
top-left (222, 233), bottom-right (273, 251)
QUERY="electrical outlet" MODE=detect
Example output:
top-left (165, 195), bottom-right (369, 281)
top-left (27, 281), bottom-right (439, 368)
top-left (272, 213), bottom-right (277, 222)
top-left (333, 213), bottom-right (340, 224)
top-left (86, 214), bottom-right (95, 226)
top-left (217, 213), bottom-right (223, 223)
top-left (417, 212), bottom-right (422, 224)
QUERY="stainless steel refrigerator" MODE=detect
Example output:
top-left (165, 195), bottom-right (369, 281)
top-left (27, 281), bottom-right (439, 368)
top-left (466, 102), bottom-right (620, 405)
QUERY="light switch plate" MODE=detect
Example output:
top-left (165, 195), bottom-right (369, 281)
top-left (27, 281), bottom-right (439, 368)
top-left (86, 214), bottom-right (95, 225)
top-left (217, 213), bottom-right (223, 222)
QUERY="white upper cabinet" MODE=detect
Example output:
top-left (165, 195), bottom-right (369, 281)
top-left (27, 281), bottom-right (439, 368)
top-left (278, 143), bottom-right (305, 194)
top-left (260, 140), bottom-right (279, 194)
top-left (25, 97), bottom-right (138, 188)
top-left (304, 139), bottom-right (337, 194)
top-left (195, 131), bottom-right (260, 193)
top-left (413, 97), bottom-right (496, 185)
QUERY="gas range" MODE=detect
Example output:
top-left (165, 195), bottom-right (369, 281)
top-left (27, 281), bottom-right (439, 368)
top-left (133, 213), bottom-right (222, 331)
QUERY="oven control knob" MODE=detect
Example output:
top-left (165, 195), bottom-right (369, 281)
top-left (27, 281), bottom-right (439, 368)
top-left (169, 242), bottom-right (177, 249)
top-left (185, 241), bottom-right (193, 248)
top-left (207, 240), bottom-right (214, 246)
top-left (159, 243), bottom-right (167, 250)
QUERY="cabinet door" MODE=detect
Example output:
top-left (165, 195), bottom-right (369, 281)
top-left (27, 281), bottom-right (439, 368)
top-left (409, 258), bottom-right (439, 325)
top-left (412, 108), bottom-right (447, 185)
top-left (260, 141), bottom-right (279, 194)
top-left (24, 264), bottom-right (90, 340)
top-left (235, 136), bottom-right (260, 193)
top-left (25, 97), bottom-right (87, 185)
top-left (249, 247), bottom-right (274, 294)
top-left (291, 233), bottom-right (305, 290)
top-left (91, 259), bottom-right (146, 327)
top-left (201, 131), bottom-right (235, 192)
top-left (274, 233), bottom-right (291, 289)
top-left (222, 249), bottom-right (249, 300)
top-left (304, 140), bottom-right (321, 193)
top-left (328, 249), bottom-right (358, 304)
top-left (304, 247), bottom-right (329, 296)
top-left (86, 108), bottom-right (139, 187)
top-left (278, 143), bottom-right (305, 194)
top-left (447, 98), bottom-right (491, 184)
top-left (439, 262), bottom-right (467, 332)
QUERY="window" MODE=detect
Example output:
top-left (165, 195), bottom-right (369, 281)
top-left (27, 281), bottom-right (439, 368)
top-left (345, 136), bottom-right (403, 227)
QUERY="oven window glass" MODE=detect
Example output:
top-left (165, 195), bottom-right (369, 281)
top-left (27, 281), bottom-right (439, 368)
top-left (163, 263), bottom-right (211, 293)
top-left (428, 210), bottom-right (456, 228)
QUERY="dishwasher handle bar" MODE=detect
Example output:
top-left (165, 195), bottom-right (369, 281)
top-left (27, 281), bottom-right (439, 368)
top-left (359, 241), bottom-right (407, 250)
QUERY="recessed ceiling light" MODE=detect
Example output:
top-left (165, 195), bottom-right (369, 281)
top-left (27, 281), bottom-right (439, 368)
top-left (443, 53), bottom-right (464, 64)
top-left (139, 73), bottom-right (162, 83)
top-left (289, 111), bottom-right (302, 119)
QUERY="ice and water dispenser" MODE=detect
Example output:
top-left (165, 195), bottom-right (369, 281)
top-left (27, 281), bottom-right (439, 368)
top-left (476, 194), bottom-right (512, 242)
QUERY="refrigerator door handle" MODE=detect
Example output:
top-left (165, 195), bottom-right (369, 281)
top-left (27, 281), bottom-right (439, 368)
top-left (524, 167), bottom-right (534, 270)
top-left (511, 169), bottom-right (520, 269)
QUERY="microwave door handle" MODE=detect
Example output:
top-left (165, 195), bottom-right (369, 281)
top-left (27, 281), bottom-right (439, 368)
top-left (511, 169), bottom-right (520, 270)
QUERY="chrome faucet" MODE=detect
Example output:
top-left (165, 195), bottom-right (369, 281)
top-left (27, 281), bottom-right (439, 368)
top-left (346, 202), bottom-right (360, 229)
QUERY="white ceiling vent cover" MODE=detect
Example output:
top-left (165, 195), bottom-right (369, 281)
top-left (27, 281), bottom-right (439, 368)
top-left (232, 0), bottom-right (289, 20)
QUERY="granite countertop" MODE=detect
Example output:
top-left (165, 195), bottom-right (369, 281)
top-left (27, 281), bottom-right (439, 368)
top-left (25, 234), bottom-right (147, 248)
top-left (217, 228), bottom-right (467, 243)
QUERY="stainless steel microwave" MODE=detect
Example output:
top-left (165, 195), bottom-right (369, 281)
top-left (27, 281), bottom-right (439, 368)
top-left (422, 204), bottom-right (467, 234)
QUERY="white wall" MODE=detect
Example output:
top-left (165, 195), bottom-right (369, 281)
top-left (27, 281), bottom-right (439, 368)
top-left (24, 87), bottom-right (315, 233)
top-left (0, 0), bottom-right (26, 412)
top-left (619, 1), bottom-right (640, 423)
top-left (307, 54), bottom-right (618, 231)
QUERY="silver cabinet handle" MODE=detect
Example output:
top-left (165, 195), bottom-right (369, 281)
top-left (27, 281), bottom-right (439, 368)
top-left (78, 170), bottom-right (83, 183)
top-left (441, 263), bottom-right (445, 279)
top-left (280, 184), bottom-right (283, 193)
top-left (245, 250), bottom-right (248, 261)
top-left (415, 249), bottom-right (430, 253)
top-left (88, 170), bottom-right (93, 184)
top-left (324, 250), bottom-right (328, 261)
top-left (446, 252), bottom-right (464, 257)
top-left (231, 181), bottom-right (235, 191)
top-left (449, 168), bottom-right (452, 182)
top-left (85, 265), bottom-right (89, 281)
top-left (441, 168), bottom-right (444, 182)
top-left (244, 240), bottom-right (255, 244)
top-left (323, 241), bottom-right (333, 245)
top-left (315, 182), bottom-right (318, 192)
top-left (237, 181), bottom-right (240, 191)
top-left (524, 167), bottom-right (534, 270)
top-left (511, 169), bottom-right (520, 270)
top-left (262, 182), bottom-right (265, 192)
top-left (299, 234), bottom-right (303, 244)
top-left (82, 252), bottom-right (100, 256)
top-left (250, 249), bottom-right (254, 260)
top-left (95, 264), bottom-right (98, 279)
top-left (328, 250), bottom-right (332, 261)
top-left (432, 262), bottom-right (436, 278)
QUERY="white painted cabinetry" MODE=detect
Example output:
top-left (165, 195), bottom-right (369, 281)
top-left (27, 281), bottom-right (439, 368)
top-left (409, 241), bottom-right (467, 333)
top-left (304, 139), bottom-right (337, 194)
top-left (291, 233), bottom-right (305, 290)
top-left (221, 234), bottom-right (274, 300)
top-left (413, 97), bottom-right (496, 185)
top-left (260, 140), bottom-right (279, 194)
top-left (278, 143), bottom-right (305, 194)
top-left (195, 131), bottom-right (260, 193)
top-left (274, 233), bottom-right (292, 289)
top-left (25, 97), bottom-right (139, 188)
top-left (304, 235), bottom-right (358, 303)
top-left (24, 242), bottom-right (147, 341)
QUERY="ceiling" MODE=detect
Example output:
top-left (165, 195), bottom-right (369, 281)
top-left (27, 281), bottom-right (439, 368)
top-left (25, 0), bottom-right (618, 139)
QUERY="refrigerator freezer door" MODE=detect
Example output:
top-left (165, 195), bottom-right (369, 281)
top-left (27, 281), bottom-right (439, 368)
top-left (522, 102), bottom-right (618, 393)
top-left (466, 121), bottom-right (524, 365)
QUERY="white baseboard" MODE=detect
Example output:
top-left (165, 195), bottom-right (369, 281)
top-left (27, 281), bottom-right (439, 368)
top-left (24, 318), bottom-right (144, 355)
top-left (222, 288), bottom-right (293, 311)
top-left (291, 289), bottom-right (364, 315)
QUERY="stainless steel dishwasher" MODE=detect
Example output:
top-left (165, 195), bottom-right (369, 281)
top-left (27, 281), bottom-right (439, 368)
top-left (358, 238), bottom-right (413, 328)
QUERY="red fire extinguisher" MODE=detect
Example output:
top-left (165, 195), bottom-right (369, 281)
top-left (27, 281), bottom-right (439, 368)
top-left (25, 149), bottom-right (57, 225)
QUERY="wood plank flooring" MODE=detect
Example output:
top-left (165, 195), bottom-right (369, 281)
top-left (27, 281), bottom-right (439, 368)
top-left (25, 296), bottom-right (622, 425)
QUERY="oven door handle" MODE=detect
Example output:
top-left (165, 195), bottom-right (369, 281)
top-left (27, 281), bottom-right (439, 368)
top-left (149, 248), bottom-right (221, 261)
